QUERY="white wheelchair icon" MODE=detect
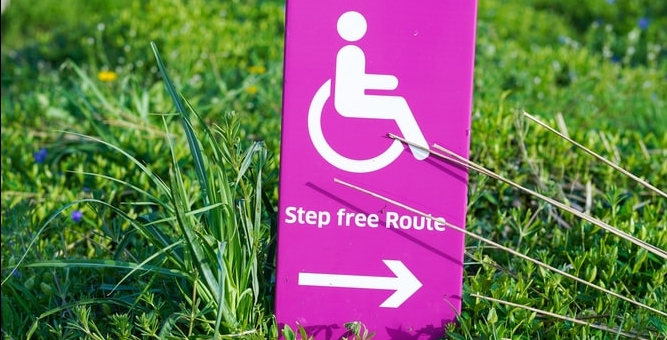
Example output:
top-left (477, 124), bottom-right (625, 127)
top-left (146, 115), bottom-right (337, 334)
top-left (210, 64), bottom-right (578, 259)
top-left (308, 11), bottom-right (429, 174)
top-left (308, 79), bottom-right (405, 173)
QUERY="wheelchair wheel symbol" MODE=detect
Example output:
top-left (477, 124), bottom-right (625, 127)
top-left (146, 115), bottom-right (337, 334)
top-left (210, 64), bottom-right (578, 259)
top-left (308, 79), bottom-right (405, 173)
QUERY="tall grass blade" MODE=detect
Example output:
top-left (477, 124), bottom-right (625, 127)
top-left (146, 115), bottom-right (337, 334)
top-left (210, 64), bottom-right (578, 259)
top-left (25, 258), bottom-right (187, 278)
top-left (57, 131), bottom-right (171, 197)
top-left (169, 166), bottom-right (220, 303)
top-left (2, 196), bottom-right (172, 287)
top-left (151, 42), bottom-right (211, 208)
top-left (333, 178), bottom-right (667, 318)
top-left (388, 133), bottom-right (667, 260)
top-left (214, 240), bottom-right (229, 338)
top-left (523, 111), bottom-right (667, 199)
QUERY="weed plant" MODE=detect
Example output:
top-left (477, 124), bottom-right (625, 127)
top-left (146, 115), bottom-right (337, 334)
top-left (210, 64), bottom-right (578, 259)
top-left (1, 0), bottom-right (665, 339)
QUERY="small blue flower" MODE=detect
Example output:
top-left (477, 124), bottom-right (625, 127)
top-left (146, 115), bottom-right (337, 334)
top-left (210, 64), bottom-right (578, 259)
top-left (71, 210), bottom-right (84, 223)
top-left (638, 17), bottom-right (649, 30)
top-left (33, 148), bottom-right (47, 164)
top-left (11, 268), bottom-right (20, 278)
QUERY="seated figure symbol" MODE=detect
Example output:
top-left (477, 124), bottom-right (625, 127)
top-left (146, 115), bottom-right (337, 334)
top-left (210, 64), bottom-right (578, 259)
top-left (335, 11), bottom-right (429, 160)
top-left (307, 11), bottom-right (429, 173)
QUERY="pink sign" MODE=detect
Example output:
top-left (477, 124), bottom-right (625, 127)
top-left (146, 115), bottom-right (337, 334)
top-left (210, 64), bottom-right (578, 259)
top-left (276, 1), bottom-right (477, 339)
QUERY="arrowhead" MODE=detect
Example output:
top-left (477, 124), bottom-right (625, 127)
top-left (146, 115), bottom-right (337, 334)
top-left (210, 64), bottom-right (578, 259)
top-left (380, 260), bottom-right (422, 308)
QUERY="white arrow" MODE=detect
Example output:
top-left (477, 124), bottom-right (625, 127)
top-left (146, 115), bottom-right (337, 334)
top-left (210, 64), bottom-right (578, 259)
top-left (298, 259), bottom-right (422, 308)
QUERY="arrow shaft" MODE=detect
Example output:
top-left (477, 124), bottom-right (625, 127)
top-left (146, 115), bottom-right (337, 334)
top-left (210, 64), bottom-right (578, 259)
top-left (299, 272), bottom-right (398, 290)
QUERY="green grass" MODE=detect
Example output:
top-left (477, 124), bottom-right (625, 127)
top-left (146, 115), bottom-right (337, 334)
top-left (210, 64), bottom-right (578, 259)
top-left (2, 0), bottom-right (666, 339)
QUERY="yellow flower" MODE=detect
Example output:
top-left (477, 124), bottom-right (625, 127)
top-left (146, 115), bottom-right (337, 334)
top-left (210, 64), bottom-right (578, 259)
top-left (97, 70), bottom-right (118, 82)
top-left (245, 85), bottom-right (259, 95)
top-left (248, 65), bottom-right (266, 75)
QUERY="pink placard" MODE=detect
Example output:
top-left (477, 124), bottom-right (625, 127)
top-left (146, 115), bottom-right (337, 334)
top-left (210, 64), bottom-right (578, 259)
top-left (276, 1), bottom-right (477, 339)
